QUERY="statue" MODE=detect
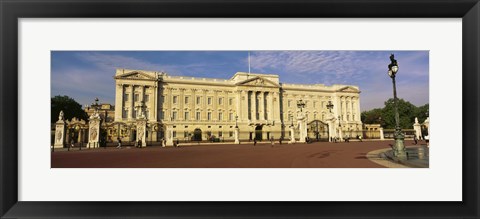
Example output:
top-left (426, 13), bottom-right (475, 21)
top-left (58, 110), bottom-right (64, 121)
top-left (415, 117), bottom-right (419, 124)
top-left (138, 126), bottom-right (144, 140)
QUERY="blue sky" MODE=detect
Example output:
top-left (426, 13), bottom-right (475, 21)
top-left (51, 51), bottom-right (429, 111)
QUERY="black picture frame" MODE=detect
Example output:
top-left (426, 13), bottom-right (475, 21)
top-left (1, 0), bottom-right (479, 218)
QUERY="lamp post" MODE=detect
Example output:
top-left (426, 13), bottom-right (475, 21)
top-left (388, 54), bottom-right (407, 159)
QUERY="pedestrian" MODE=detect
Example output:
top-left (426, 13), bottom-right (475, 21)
top-left (413, 135), bottom-right (418, 145)
top-left (137, 139), bottom-right (142, 148)
top-left (70, 139), bottom-right (75, 148)
top-left (270, 136), bottom-right (275, 147)
top-left (359, 135), bottom-right (363, 142)
top-left (116, 137), bottom-right (122, 149)
top-left (279, 137), bottom-right (282, 145)
top-left (176, 139), bottom-right (180, 147)
top-left (254, 138), bottom-right (257, 146)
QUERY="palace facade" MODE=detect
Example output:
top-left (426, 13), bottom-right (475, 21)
top-left (113, 68), bottom-right (362, 142)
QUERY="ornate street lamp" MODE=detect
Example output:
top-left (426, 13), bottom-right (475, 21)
top-left (326, 101), bottom-right (334, 141)
top-left (388, 54), bottom-right (407, 159)
top-left (297, 99), bottom-right (306, 112)
top-left (326, 101), bottom-right (334, 113)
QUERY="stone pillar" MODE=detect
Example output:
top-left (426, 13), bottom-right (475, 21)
top-left (251, 91), bottom-right (256, 121)
top-left (165, 124), bottom-right (174, 146)
top-left (115, 84), bottom-right (124, 121)
top-left (54, 112), bottom-right (66, 148)
top-left (88, 116), bottom-right (101, 148)
top-left (236, 90), bottom-right (241, 121)
top-left (297, 113), bottom-right (307, 143)
top-left (136, 118), bottom-right (147, 147)
top-left (413, 117), bottom-right (422, 139)
top-left (289, 125), bottom-right (296, 144)
top-left (129, 85), bottom-right (134, 119)
top-left (327, 120), bottom-right (334, 142)
top-left (423, 117), bottom-right (430, 146)
top-left (379, 127), bottom-right (384, 140)
top-left (234, 127), bottom-right (240, 144)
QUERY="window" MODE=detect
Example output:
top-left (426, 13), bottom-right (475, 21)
top-left (172, 111), bottom-right (177, 120)
top-left (173, 96), bottom-right (178, 104)
top-left (184, 131), bottom-right (189, 138)
top-left (347, 115), bottom-right (350, 121)
top-left (145, 110), bottom-right (149, 119)
top-left (218, 112), bottom-right (223, 121)
top-left (160, 111), bottom-right (165, 120)
top-left (124, 94), bottom-right (129, 100)
top-left (219, 98), bottom-right (223, 105)
top-left (207, 112), bottom-right (211, 120)
top-left (185, 96), bottom-right (189, 104)
top-left (314, 114), bottom-right (317, 119)
top-left (208, 97), bottom-right (212, 105)
top-left (133, 109), bottom-right (137, 118)
top-left (134, 94), bottom-right (139, 102)
top-left (196, 112), bottom-right (201, 120)
top-left (229, 113), bottom-right (233, 121)
top-left (218, 131), bottom-right (223, 137)
top-left (122, 109), bottom-right (127, 118)
top-left (229, 131), bottom-right (234, 137)
top-left (184, 112), bottom-right (189, 120)
top-left (144, 94), bottom-right (149, 102)
top-left (313, 101), bottom-right (317, 108)
top-left (196, 96), bottom-right (201, 104)
top-left (173, 131), bottom-right (177, 138)
top-left (288, 100), bottom-right (291, 107)
top-left (229, 98), bottom-right (233, 105)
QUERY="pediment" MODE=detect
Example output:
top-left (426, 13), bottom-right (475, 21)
top-left (236, 76), bottom-right (279, 87)
top-left (338, 86), bottom-right (360, 93)
top-left (115, 71), bottom-right (157, 81)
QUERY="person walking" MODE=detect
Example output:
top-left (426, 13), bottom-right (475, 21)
top-left (270, 136), bottom-right (275, 147)
top-left (414, 135), bottom-right (418, 145)
top-left (254, 138), bottom-right (257, 146)
top-left (116, 137), bottom-right (122, 149)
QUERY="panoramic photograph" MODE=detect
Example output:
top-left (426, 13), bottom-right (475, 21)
top-left (51, 51), bottom-right (429, 168)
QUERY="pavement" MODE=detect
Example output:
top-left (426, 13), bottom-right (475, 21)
top-left (51, 140), bottom-right (428, 168)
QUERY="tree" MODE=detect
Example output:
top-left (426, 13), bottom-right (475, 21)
top-left (361, 108), bottom-right (383, 124)
top-left (361, 99), bottom-right (429, 129)
top-left (51, 95), bottom-right (87, 124)
top-left (381, 98), bottom-right (417, 129)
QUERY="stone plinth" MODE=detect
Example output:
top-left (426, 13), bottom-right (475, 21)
top-left (136, 119), bottom-right (147, 147)
top-left (289, 126), bottom-right (296, 144)
top-left (54, 120), bottom-right (66, 148)
top-left (234, 127), bottom-right (240, 144)
top-left (297, 114), bottom-right (307, 143)
top-left (165, 125), bottom-right (174, 146)
top-left (88, 118), bottom-right (101, 148)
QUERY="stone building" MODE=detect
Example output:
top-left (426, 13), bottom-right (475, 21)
top-left (113, 68), bottom-right (362, 143)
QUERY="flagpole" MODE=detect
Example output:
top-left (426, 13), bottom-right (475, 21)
top-left (248, 51), bottom-right (251, 73)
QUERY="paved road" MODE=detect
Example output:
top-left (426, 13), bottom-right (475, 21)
top-left (51, 140), bottom-right (423, 168)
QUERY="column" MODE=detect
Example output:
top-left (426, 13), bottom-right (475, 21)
top-left (179, 88), bottom-right (185, 120)
top-left (114, 84), bottom-right (124, 121)
top-left (129, 85), bottom-right (134, 119)
top-left (274, 91), bottom-right (281, 122)
top-left (166, 88), bottom-right (172, 121)
top-left (202, 89), bottom-right (207, 121)
top-left (191, 89), bottom-right (196, 120)
top-left (251, 91), bottom-right (257, 121)
top-left (153, 85), bottom-right (158, 121)
top-left (258, 92), bottom-right (264, 120)
top-left (236, 90), bottom-right (241, 120)
top-left (243, 90), bottom-right (249, 121)
top-left (356, 97), bottom-right (361, 122)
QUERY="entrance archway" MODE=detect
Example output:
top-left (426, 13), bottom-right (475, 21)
top-left (193, 128), bottom-right (202, 141)
top-left (255, 125), bottom-right (263, 141)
